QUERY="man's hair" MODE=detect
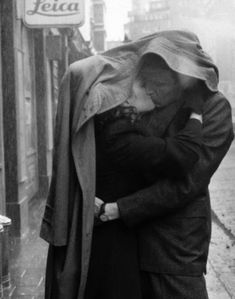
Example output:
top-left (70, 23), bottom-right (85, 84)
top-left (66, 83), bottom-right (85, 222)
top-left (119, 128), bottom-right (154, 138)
top-left (138, 53), bottom-right (201, 91)
top-left (137, 54), bottom-right (178, 86)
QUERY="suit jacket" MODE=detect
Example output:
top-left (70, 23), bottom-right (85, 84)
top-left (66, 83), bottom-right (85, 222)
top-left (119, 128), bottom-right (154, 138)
top-left (117, 91), bottom-right (234, 275)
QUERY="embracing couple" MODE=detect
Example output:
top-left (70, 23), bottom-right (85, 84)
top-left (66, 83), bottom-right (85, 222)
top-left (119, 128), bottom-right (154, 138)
top-left (40, 30), bottom-right (234, 299)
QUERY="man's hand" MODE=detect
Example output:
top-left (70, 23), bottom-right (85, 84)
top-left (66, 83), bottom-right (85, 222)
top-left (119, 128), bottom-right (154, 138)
top-left (94, 197), bottom-right (104, 218)
top-left (100, 203), bottom-right (120, 222)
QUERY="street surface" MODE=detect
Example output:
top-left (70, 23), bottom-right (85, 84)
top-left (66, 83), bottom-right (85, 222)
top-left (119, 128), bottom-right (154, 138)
top-left (208, 141), bottom-right (235, 299)
top-left (2, 141), bottom-right (235, 298)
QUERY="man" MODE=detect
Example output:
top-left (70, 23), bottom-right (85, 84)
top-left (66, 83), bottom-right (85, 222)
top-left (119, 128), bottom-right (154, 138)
top-left (41, 30), bottom-right (234, 299)
top-left (96, 44), bottom-right (234, 298)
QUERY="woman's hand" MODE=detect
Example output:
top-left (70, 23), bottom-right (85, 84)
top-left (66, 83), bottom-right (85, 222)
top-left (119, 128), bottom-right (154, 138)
top-left (100, 203), bottom-right (120, 222)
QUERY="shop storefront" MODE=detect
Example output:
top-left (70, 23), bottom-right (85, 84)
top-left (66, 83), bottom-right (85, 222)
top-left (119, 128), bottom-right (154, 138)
top-left (0, 0), bottom-right (90, 236)
top-left (1, 1), bottom-right (39, 236)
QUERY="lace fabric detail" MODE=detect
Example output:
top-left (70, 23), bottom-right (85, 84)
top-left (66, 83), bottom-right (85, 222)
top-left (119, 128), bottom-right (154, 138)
top-left (95, 105), bottom-right (140, 132)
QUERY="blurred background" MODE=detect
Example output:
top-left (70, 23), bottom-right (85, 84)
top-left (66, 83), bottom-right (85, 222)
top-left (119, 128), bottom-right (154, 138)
top-left (0, 1), bottom-right (234, 298)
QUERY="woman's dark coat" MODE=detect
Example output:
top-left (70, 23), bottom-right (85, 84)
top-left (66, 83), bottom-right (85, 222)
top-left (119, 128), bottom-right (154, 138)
top-left (40, 30), bottom-right (234, 299)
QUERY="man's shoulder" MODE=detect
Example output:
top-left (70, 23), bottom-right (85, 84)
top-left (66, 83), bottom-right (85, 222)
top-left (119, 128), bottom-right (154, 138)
top-left (203, 91), bottom-right (234, 146)
top-left (206, 91), bottom-right (231, 110)
top-left (204, 91), bottom-right (232, 121)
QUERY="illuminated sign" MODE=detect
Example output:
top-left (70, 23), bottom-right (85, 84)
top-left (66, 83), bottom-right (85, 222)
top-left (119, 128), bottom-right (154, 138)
top-left (24, 0), bottom-right (84, 27)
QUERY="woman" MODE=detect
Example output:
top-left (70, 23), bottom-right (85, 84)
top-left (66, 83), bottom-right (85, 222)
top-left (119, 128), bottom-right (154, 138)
top-left (85, 54), bottom-right (206, 299)
top-left (41, 31), bottom-right (225, 299)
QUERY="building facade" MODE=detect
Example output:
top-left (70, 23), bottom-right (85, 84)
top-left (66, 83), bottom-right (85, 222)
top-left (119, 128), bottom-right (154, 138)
top-left (125, 0), bottom-right (170, 40)
top-left (90, 0), bottom-right (106, 52)
top-left (169, 0), bottom-right (235, 118)
top-left (0, 0), bottom-right (91, 236)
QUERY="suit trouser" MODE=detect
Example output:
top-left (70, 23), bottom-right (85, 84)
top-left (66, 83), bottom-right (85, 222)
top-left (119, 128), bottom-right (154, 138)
top-left (141, 271), bottom-right (209, 299)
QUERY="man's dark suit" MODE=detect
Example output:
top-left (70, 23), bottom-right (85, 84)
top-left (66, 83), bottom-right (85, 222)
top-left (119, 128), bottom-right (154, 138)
top-left (117, 91), bottom-right (234, 298)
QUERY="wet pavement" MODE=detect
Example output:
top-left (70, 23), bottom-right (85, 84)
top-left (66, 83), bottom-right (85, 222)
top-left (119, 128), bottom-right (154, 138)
top-left (3, 200), bottom-right (48, 299)
top-left (2, 141), bottom-right (235, 299)
top-left (208, 141), bottom-right (235, 299)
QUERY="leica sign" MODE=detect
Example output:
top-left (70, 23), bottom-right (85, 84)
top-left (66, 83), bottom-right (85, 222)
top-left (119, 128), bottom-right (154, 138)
top-left (24, 0), bottom-right (84, 27)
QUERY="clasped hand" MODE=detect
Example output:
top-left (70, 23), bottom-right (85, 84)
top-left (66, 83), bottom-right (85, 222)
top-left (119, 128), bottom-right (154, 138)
top-left (94, 197), bottom-right (120, 222)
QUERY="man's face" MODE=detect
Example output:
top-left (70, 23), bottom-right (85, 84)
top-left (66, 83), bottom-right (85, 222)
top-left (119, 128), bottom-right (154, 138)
top-left (141, 67), bottom-right (182, 108)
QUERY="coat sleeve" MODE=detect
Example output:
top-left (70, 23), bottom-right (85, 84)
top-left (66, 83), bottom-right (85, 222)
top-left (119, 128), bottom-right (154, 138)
top-left (117, 93), bottom-right (234, 227)
top-left (103, 118), bottom-right (202, 178)
top-left (40, 69), bottom-right (74, 245)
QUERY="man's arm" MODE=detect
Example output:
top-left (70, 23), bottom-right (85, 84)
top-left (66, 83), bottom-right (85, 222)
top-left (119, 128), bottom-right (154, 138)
top-left (116, 93), bottom-right (234, 227)
top-left (101, 115), bottom-right (202, 185)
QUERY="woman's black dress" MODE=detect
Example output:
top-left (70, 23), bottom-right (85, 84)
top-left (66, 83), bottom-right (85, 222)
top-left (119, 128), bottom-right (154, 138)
top-left (85, 112), bottom-right (202, 299)
top-left (85, 120), bottom-right (146, 299)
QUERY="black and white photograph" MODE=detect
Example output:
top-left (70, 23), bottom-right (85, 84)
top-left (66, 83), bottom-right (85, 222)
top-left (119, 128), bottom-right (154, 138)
top-left (0, 1), bottom-right (235, 298)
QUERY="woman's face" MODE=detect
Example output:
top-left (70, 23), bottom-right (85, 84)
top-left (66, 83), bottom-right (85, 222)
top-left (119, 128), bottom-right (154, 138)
top-left (124, 79), bottom-right (155, 113)
top-left (132, 79), bottom-right (151, 102)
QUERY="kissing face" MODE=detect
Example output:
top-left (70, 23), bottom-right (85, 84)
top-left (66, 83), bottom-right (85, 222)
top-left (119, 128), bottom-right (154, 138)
top-left (123, 79), bottom-right (155, 113)
top-left (137, 54), bottom-right (184, 109)
top-left (141, 67), bottom-right (183, 108)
